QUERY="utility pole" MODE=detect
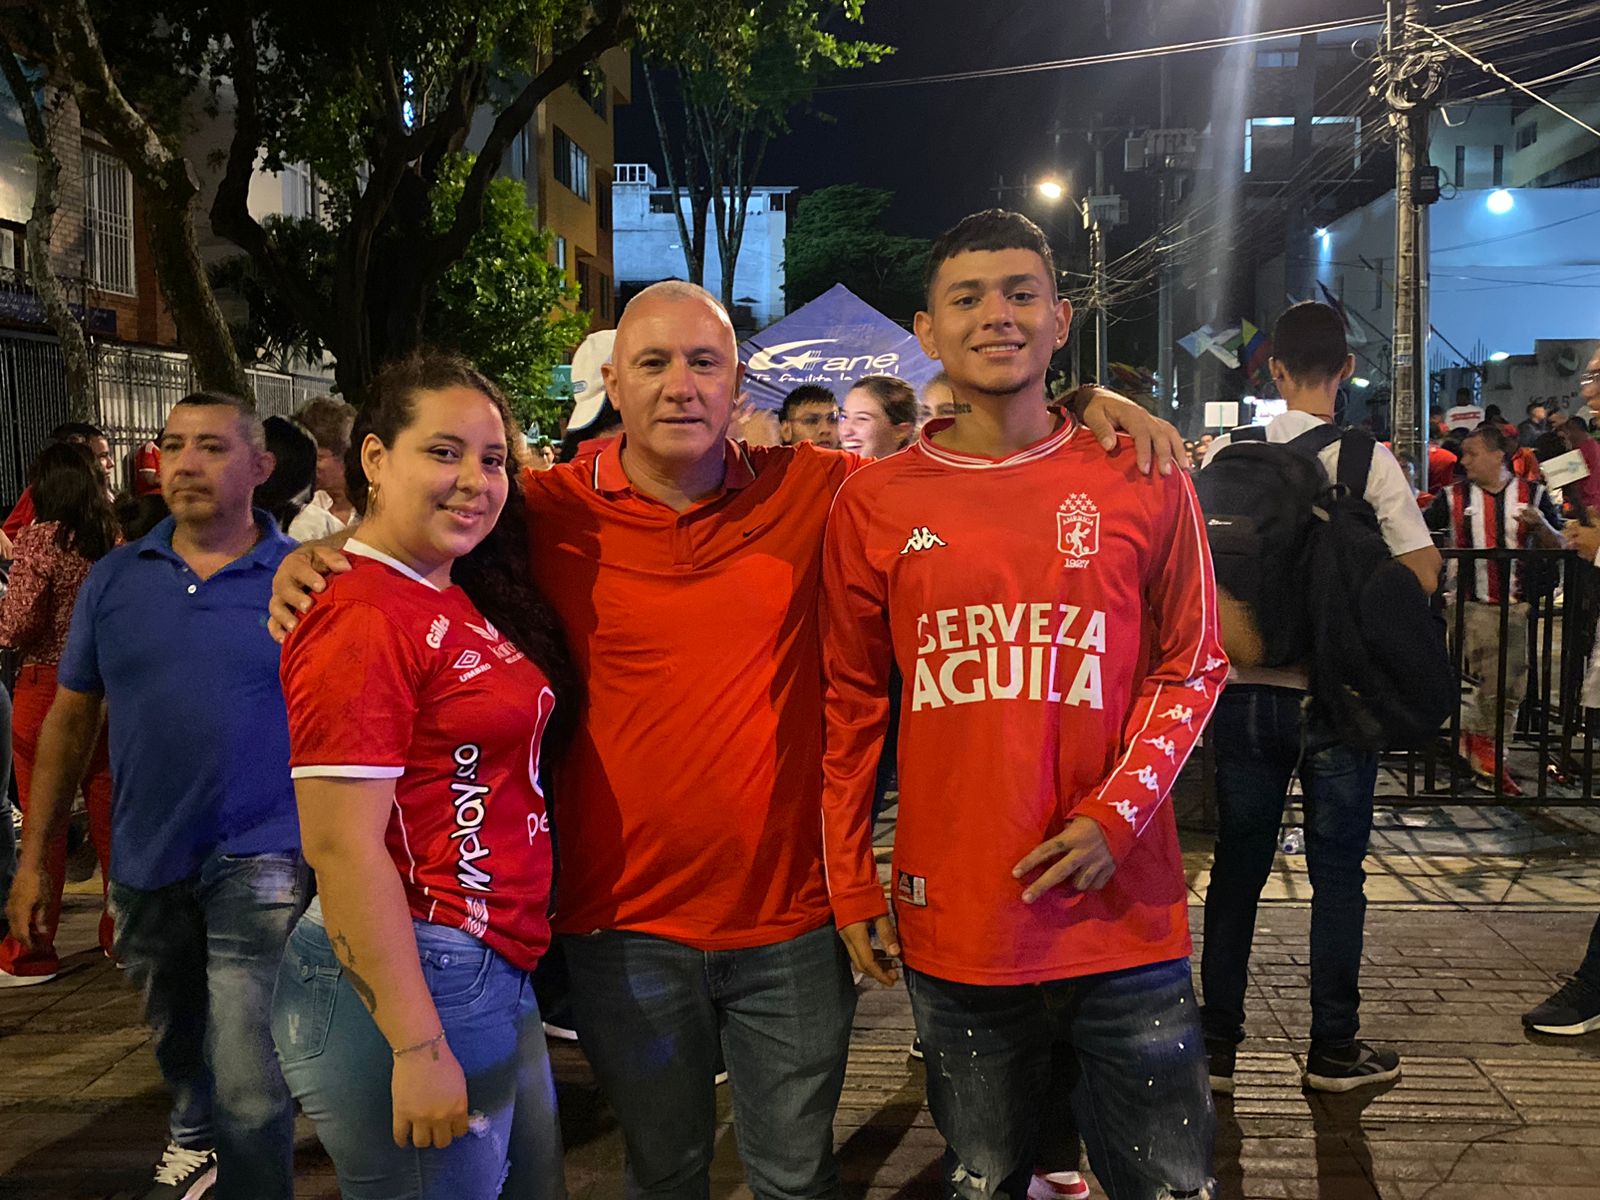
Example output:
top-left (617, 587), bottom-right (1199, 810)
top-left (1156, 53), bottom-right (1174, 413)
top-left (1386, 0), bottom-right (1440, 464)
top-left (1090, 131), bottom-right (1108, 386)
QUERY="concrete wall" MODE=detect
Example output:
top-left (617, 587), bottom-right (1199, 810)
top-left (612, 169), bottom-right (792, 329)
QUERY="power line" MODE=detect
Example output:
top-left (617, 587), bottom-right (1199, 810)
top-left (813, 16), bottom-right (1383, 93)
top-left (1412, 19), bottom-right (1600, 140)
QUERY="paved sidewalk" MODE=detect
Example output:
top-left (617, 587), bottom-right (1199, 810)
top-left (3, 803), bottom-right (1598, 1199)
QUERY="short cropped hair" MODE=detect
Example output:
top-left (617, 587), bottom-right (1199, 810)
top-left (51, 421), bottom-right (106, 443)
top-left (171, 391), bottom-right (266, 450)
top-left (924, 209), bottom-right (1056, 302)
top-left (849, 375), bottom-right (917, 428)
top-left (781, 384), bottom-right (837, 422)
top-left (1466, 421), bottom-right (1516, 464)
top-left (294, 394), bottom-right (358, 456)
top-left (1270, 302), bottom-right (1348, 383)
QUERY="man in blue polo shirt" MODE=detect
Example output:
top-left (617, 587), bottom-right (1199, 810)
top-left (5, 392), bottom-right (306, 1200)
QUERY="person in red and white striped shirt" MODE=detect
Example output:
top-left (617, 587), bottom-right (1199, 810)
top-left (1426, 422), bottom-right (1563, 792)
top-left (821, 211), bottom-right (1224, 1200)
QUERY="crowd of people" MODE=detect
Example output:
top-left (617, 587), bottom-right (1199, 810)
top-left (0, 207), bottom-right (1594, 1200)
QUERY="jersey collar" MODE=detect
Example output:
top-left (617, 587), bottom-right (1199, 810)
top-left (916, 406), bottom-right (1079, 470)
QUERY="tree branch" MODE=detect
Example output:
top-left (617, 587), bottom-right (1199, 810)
top-left (209, 9), bottom-right (336, 342)
top-left (424, 0), bottom-right (628, 275)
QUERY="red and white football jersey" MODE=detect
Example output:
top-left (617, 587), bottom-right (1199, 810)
top-left (282, 543), bottom-right (557, 971)
top-left (821, 417), bottom-right (1227, 985)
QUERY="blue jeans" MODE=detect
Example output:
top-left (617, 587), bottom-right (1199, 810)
top-left (561, 922), bottom-right (856, 1199)
top-left (272, 904), bottom-right (564, 1199)
top-left (109, 849), bottom-right (310, 1200)
top-left (1201, 685), bottom-right (1378, 1049)
top-left (0, 682), bottom-right (15, 907)
top-left (1577, 913), bottom-right (1600, 992)
top-left (905, 959), bottom-right (1214, 1200)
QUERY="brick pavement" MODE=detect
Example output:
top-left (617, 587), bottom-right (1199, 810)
top-left (3, 803), bottom-right (1598, 1199)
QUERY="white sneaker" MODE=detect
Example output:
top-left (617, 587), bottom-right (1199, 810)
top-left (541, 1021), bottom-right (579, 1041)
top-left (143, 1142), bottom-right (217, 1199)
top-left (0, 964), bottom-right (57, 988)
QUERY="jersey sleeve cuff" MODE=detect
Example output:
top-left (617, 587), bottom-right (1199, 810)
top-left (829, 884), bottom-right (889, 929)
top-left (290, 764), bottom-right (406, 780)
top-left (1074, 799), bottom-right (1140, 865)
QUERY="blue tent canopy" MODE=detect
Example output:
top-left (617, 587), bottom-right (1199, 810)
top-left (739, 284), bottom-right (940, 411)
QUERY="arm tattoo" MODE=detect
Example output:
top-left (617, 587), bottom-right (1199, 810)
top-left (330, 929), bottom-right (379, 1014)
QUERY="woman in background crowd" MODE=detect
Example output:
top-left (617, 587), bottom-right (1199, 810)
top-left (0, 443), bottom-right (118, 985)
top-left (272, 352), bottom-right (572, 1195)
top-left (290, 395), bottom-right (360, 540)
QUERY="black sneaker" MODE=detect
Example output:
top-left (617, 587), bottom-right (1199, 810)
top-left (1523, 976), bottom-right (1600, 1036)
top-left (908, 1037), bottom-right (924, 1061)
top-left (1303, 1040), bottom-right (1401, 1093)
top-left (142, 1142), bottom-right (216, 1199)
top-left (1205, 1037), bottom-right (1236, 1095)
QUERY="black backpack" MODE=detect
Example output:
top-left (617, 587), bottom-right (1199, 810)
top-left (1198, 424), bottom-right (1454, 751)
top-left (1303, 435), bottom-right (1455, 751)
top-left (1194, 424), bottom-right (1342, 668)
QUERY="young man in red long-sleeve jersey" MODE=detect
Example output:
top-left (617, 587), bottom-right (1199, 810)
top-left (821, 211), bottom-right (1224, 1200)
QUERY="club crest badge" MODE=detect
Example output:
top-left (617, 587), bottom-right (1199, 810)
top-left (1056, 493), bottom-right (1100, 566)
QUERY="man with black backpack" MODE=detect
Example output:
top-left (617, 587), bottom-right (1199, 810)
top-left (1196, 302), bottom-right (1443, 1095)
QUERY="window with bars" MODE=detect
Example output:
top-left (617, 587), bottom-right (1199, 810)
top-left (554, 128), bottom-right (590, 201)
top-left (83, 147), bottom-right (136, 296)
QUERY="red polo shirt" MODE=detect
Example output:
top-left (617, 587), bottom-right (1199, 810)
top-left (523, 436), bottom-right (865, 949)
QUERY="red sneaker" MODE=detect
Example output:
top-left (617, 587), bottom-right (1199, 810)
top-left (1028, 1172), bottom-right (1091, 1200)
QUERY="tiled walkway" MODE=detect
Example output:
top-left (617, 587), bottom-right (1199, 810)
top-left (3, 803), bottom-right (1598, 1199)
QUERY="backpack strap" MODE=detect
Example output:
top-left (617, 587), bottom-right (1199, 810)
top-left (1335, 429), bottom-right (1376, 495)
top-left (1231, 425), bottom-right (1267, 443)
top-left (1285, 424), bottom-right (1343, 458)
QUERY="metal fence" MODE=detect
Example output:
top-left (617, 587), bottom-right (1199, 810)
top-left (1382, 546), bottom-right (1599, 806)
top-left (0, 329), bottom-right (333, 505)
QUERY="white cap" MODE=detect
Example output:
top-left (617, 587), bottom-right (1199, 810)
top-left (567, 329), bottom-right (617, 433)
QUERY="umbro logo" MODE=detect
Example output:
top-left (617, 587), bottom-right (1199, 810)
top-left (900, 526), bottom-right (948, 555)
top-left (452, 650), bottom-right (482, 670)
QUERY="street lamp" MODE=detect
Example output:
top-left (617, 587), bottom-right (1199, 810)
top-left (1037, 178), bottom-right (1066, 202)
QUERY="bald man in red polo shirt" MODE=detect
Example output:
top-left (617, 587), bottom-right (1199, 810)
top-left (272, 282), bottom-right (1183, 1199)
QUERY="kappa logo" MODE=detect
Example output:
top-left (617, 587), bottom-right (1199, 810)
top-left (1144, 734), bottom-right (1177, 761)
top-left (426, 615), bottom-right (450, 649)
top-left (462, 896), bottom-right (489, 938)
top-left (452, 650), bottom-right (482, 671)
top-left (1113, 799), bottom-right (1140, 828)
top-left (1159, 703), bottom-right (1195, 728)
top-left (900, 526), bottom-right (948, 555)
top-left (465, 618), bottom-right (500, 643)
top-left (1127, 765), bottom-right (1161, 794)
top-left (1057, 493), bottom-right (1100, 567)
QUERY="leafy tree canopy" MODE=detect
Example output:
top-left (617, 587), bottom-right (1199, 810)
top-left (784, 184), bottom-right (930, 323)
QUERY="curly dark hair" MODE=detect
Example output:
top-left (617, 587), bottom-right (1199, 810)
top-left (350, 350), bottom-right (577, 744)
top-left (30, 441), bottom-right (117, 561)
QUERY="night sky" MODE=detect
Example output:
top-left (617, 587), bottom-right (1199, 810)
top-left (616, 1), bottom-right (1383, 242)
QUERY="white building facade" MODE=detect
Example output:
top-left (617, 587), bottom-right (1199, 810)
top-left (612, 163), bottom-right (793, 329)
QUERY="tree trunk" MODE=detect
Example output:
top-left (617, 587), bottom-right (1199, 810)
top-left (0, 56), bottom-right (97, 419)
top-left (44, 0), bottom-right (250, 399)
top-left (644, 66), bottom-right (706, 285)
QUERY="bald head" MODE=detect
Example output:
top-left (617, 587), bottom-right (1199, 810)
top-left (615, 281), bottom-right (736, 358)
top-left (603, 279), bottom-right (746, 485)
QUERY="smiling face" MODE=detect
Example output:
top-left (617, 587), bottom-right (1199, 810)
top-left (841, 387), bottom-right (912, 458)
top-left (159, 403), bottom-right (274, 530)
top-left (358, 386), bottom-right (510, 585)
top-left (603, 291), bottom-right (743, 476)
top-left (914, 248), bottom-right (1070, 402)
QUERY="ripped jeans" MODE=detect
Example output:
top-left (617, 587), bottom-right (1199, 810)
top-left (905, 958), bottom-right (1214, 1200)
top-left (272, 900), bottom-right (565, 1199)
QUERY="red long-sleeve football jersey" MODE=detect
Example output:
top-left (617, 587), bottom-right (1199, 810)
top-left (820, 418), bottom-right (1227, 985)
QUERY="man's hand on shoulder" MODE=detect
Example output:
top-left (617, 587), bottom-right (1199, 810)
top-left (269, 538), bottom-right (353, 642)
top-left (1067, 386), bottom-right (1184, 477)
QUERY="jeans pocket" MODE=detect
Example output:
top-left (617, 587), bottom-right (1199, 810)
top-left (273, 958), bottom-right (341, 1066)
top-left (420, 943), bottom-right (496, 1013)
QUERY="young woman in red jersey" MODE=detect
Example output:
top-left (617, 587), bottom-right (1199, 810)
top-left (271, 352), bottom-right (572, 1197)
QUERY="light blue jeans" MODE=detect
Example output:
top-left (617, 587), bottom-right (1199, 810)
top-left (110, 849), bottom-right (310, 1200)
top-left (272, 901), bottom-right (564, 1199)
